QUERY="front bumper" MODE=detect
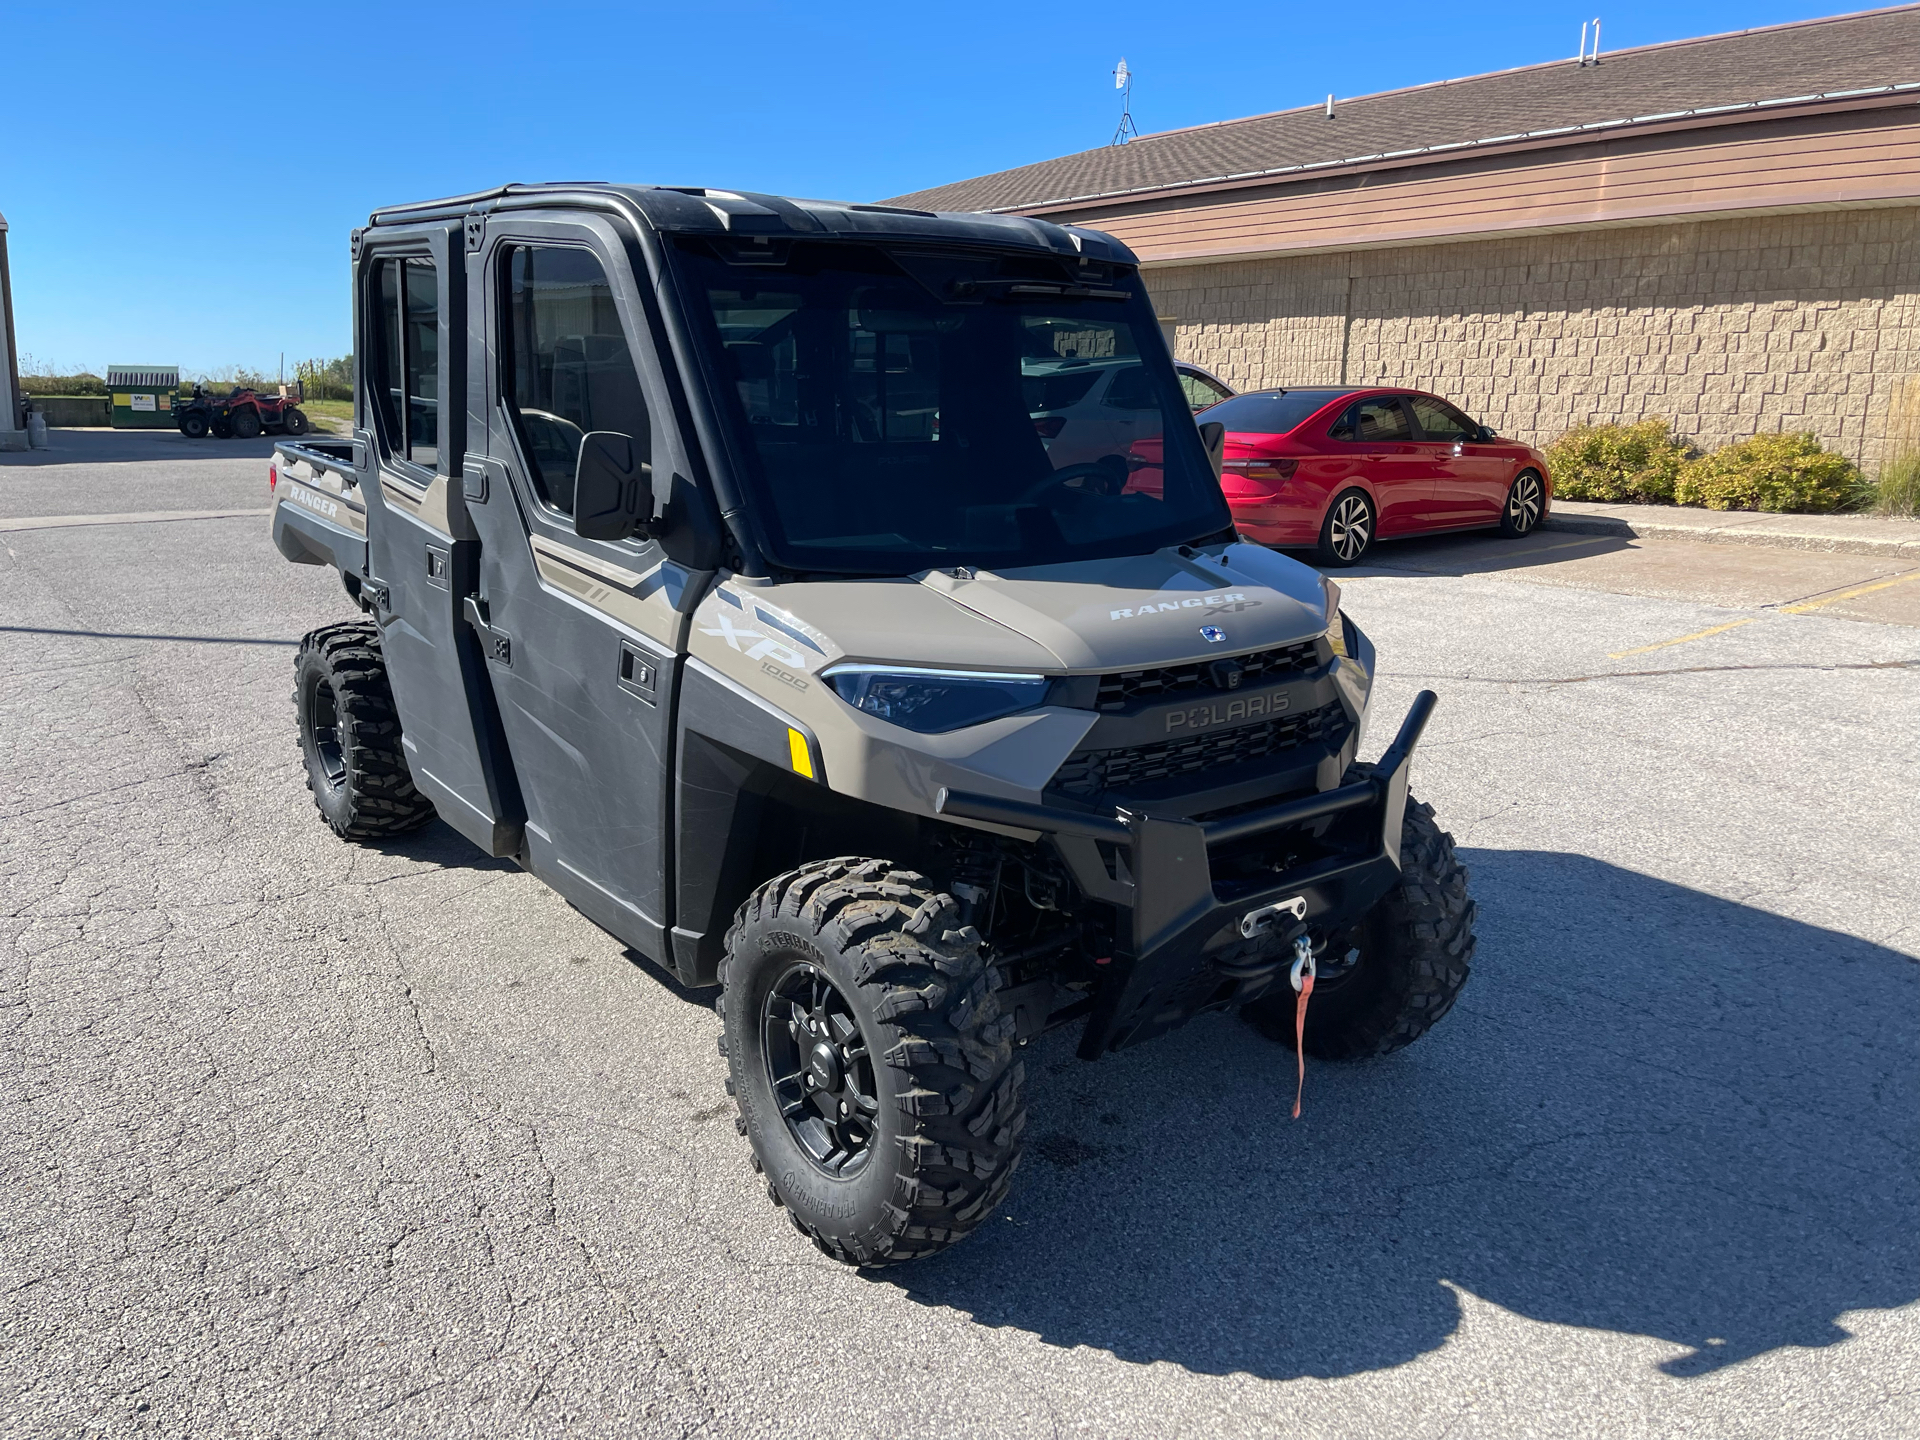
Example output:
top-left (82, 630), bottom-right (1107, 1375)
top-left (939, 689), bottom-right (1436, 1055)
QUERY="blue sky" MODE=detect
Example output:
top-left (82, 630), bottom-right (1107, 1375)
top-left (0, 0), bottom-right (1863, 376)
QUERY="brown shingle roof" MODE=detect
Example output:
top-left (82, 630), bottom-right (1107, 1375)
top-left (882, 6), bottom-right (1920, 214)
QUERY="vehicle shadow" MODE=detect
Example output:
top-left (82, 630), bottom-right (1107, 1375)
top-left (355, 819), bottom-right (520, 874)
top-left (0, 428), bottom-right (281, 467)
top-left (873, 849), bottom-right (1918, 1381)
top-left (1278, 529), bottom-right (1639, 582)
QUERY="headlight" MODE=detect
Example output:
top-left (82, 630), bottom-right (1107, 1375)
top-left (825, 666), bottom-right (1050, 734)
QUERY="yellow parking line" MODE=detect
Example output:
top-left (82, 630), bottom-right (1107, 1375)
top-left (1777, 570), bottom-right (1920, 614)
top-left (1608, 618), bottom-right (1754, 659)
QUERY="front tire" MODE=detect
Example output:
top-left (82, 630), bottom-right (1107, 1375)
top-left (293, 621), bottom-right (436, 840)
top-left (179, 412), bottom-right (208, 438)
top-left (281, 407), bottom-right (309, 436)
top-left (230, 408), bottom-right (262, 440)
top-left (1243, 770), bottom-right (1476, 1058)
top-left (720, 858), bottom-right (1026, 1266)
top-left (1317, 488), bottom-right (1375, 567)
top-left (1500, 469), bottom-right (1545, 537)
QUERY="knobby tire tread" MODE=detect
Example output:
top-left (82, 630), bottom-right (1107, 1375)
top-left (720, 856), bottom-right (1026, 1267)
top-left (294, 620), bottom-right (436, 839)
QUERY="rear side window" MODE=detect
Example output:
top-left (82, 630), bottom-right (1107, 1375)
top-left (1178, 369), bottom-right (1233, 410)
top-left (1409, 395), bottom-right (1477, 442)
top-left (501, 245), bottom-right (652, 517)
top-left (368, 257), bottom-right (440, 470)
top-left (1103, 364), bottom-right (1158, 411)
top-left (1200, 389), bottom-right (1350, 435)
top-left (1330, 397), bottom-right (1412, 443)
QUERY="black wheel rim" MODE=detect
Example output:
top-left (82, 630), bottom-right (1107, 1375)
top-left (1509, 473), bottom-right (1542, 532)
top-left (306, 677), bottom-right (347, 789)
top-left (1330, 495), bottom-right (1371, 561)
top-left (763, 963), bottom-right (879, 1177)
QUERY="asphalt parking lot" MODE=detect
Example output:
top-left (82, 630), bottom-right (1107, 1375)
top-left (4, 432), bottom-right (1916, 1438)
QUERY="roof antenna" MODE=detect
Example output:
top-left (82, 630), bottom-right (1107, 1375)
top-left (1111, 58), bottom-right (1140, 146)
top-left (1325, 93), bottom-right (1335, 120)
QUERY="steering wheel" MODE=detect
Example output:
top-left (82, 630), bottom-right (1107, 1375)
top-left (1017, 459), bottom-right (1128, 505)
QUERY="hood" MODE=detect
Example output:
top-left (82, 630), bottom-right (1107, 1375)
top-left (751, 543), bottom-right (1332, 675)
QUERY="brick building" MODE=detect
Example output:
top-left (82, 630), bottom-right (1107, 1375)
top-left (887, 6), bottom-right (1920, 472)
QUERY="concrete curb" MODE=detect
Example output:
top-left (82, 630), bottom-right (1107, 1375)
top-left (1543, 508), bottom-right (1920, 560)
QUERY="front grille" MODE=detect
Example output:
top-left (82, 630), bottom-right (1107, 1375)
top-left (1094, 640), bottom-right (1320, 711)
top-left (1050, 699), bottom-right (1349, 798)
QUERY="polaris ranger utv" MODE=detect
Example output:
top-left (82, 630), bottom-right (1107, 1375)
top-left (270, 184), bottom-right (1476, 1266)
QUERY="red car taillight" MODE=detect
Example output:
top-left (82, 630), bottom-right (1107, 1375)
top-left (1032, 415), bottom-right (1066, 440)
top-left (1222, 456), bottom-right (1297, 484)
top-left (268, 463), bottom-right (278, 493)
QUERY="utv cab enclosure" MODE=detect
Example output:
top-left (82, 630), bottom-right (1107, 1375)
top-left (270, 183), bottom-right (1476, 1266)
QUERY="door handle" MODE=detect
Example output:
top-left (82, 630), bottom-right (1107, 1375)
top-left (464, 595), bottom-right (512, 668)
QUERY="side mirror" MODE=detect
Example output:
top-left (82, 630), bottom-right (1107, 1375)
top-left (1198, 420), bottom-right (1226, 481)
top-left (572, 431), bottom-right (656, 542)
top-left (1475, 425), bottom-right (1497, 443)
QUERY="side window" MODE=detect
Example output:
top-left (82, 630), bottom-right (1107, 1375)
top-left (1178, 370), bottom-right (1231, 411)
top-left (1333, 397), bottom-right (1411, 443)
top-left (1103, 364), bottom-right (1158, 411)
top-left (502, 245), bottom-right (652, 518)
top-left (368, 257), bottom-right (440, 471)
top-left (1409, 396), bottom-right (1476, 442)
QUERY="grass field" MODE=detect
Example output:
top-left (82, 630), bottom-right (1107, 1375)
top-left (300, 399), bottom-right (353, 435)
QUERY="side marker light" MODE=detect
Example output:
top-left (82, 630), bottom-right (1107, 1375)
top-left (786, 728), bottom-right (815, 780)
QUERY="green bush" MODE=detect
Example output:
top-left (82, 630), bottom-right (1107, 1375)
top-left (1543, 419), bottom-right (1691, 503)
top-left (1871, 448), bottom-right (1920, 518)
top-left (20, 372), bottom-right (107, 396)
top-left (1674, 431), bottom-right (1863, 513)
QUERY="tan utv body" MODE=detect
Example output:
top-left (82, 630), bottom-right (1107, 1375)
top-left (271, 183), bottom-right (1477, 1266)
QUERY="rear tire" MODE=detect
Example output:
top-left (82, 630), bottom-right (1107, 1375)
top-left (1242, 768), bottom-right (1475, 1058)
top-left (1316, 488), bottom-right (1375, 567)
top-left (179, 412), bottom-right (208, 438)
top-left (720, 857), bottom-right (1025, 1266)
top-left (282, 408), bottom-right (310, 437)
top-left (1499, 469), bottom-right (1545, 537)
top-left (293, 621), bottom-right (436, 840)
top-left (211, 417), bottom-right (233, 439)
top-left (230, 408), bottom-right (262, 440)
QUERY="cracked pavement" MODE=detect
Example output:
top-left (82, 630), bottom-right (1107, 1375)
top-left (2, 439), bottom-right (1916, 1437)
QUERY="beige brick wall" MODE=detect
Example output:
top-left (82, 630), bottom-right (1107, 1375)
top-left (1146, 206), bottom-right (1920, 472)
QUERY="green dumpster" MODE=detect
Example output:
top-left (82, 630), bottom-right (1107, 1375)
top-left (107, 365), bottom-right (180, 429)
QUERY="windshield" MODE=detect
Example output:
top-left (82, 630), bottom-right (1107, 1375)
top-left (1202, 389), bottom-right (1354, 436)
top-left (674, 239), bottom-right (1230, 574)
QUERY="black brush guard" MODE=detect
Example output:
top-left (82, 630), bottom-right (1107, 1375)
top-left (938, 690), bottom-right (1437, 1056)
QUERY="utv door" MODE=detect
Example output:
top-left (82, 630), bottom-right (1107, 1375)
top-left (462, 217), bottom-right (705, 963)
top-left (355, 226), bottom-right (523, 855)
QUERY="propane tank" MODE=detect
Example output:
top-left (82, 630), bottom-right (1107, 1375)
top-left (26, 410), bottom-right (49, 449)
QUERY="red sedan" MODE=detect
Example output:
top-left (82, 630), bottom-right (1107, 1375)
top-left (1133, 387), bottom-right (1552, 566)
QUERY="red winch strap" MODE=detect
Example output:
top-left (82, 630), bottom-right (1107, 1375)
top-left (1291, 971), bottom-right (1314, 1120)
